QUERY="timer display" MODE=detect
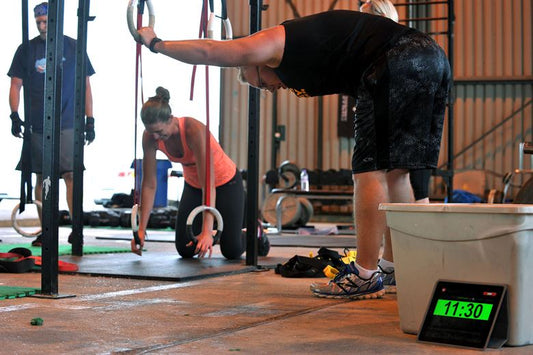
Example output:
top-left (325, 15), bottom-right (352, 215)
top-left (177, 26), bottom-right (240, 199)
top-left (418, 281), bottom-right (508, 349)
top-left (433, 300), bottom-right (493, 320)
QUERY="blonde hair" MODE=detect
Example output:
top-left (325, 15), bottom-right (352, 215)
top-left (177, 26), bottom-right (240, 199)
top-left (367, 0), bottom-right (399, 23)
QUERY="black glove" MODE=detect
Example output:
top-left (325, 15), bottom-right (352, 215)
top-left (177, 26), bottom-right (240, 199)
top-left (85, 116), bottom-right (95, 144)
top-left (10, 112), bottom-right (24, 137)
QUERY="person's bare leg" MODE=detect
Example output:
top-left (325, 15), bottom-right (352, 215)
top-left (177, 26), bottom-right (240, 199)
top-left (310, 170), bottom-right (388, 299)
top-left (62, 172), bottom-right (77, 244)
top-left (62, 172), bottom-right (74, 219)
top-left (353, 170), bottom-right (388, 271)
top-left (381, 169), bottom-right (413, 262)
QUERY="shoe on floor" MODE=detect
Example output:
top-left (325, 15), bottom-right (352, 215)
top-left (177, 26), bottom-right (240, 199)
top-left (378, 265), bottom-right (396, 294)
top-left (258, 235), bottom-right (270, 257)
top-left (31, 234), bottom-right (43, 247)
top-left (68, 232), bottom-right (83, 245)
top-left (310, 262), bottom-right (385, 300)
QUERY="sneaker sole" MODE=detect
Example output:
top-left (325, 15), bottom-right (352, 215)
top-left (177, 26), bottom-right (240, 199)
top-left (311, 288), bottom-right (386, 300)
top-left (384, 285), bottom-right (396, 294)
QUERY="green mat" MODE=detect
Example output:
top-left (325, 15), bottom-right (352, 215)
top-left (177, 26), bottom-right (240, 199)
top-left (0, 286), bottom-right (40, 300)
top-left (0, 244), bottom-right (131, 256)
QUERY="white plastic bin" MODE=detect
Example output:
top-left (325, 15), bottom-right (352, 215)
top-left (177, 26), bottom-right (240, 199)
top-left (380, 203), bottom-right (533, 346)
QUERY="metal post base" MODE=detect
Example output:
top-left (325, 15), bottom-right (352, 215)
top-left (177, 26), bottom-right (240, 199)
top-left (30, 293), bottom-right (76, 299)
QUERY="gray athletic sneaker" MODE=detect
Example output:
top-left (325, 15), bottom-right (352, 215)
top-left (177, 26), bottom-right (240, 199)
top-left (310, 262), bottom-right (385, 300)
top-left (378, 265), bottom-right (396, 294)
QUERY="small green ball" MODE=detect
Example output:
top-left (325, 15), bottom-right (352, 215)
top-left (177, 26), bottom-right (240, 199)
top-left (30, 317), bottom-right (43, 326)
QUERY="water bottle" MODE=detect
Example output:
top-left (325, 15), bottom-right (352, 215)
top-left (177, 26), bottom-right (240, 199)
top-left (300, 169), bottom-right (309, 191)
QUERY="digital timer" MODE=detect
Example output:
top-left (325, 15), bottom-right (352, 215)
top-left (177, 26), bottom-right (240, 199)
top-left (418, 281), bottom-right (508, 349)
top-left (433, 299), bottom-right (493, 320)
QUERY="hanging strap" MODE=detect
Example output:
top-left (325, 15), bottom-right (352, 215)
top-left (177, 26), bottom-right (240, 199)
top-left (133, 0), bottom-right (147, 205)
top-left (185, 0), bottom-right (226, 245)
top-left (131, 0), bottom-right (150, 250)
top-left (189, 0), bottom-right (212, 207)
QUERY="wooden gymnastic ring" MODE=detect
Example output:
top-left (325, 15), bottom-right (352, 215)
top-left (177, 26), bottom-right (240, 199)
top-left (131, 204), bottom-right (142, 249)
top-left (11, 200), bottom-right (42, 238)
top-left (186, 205), bottom-right (224, 244)
top-left (127, 0), bottom-right (155, 43)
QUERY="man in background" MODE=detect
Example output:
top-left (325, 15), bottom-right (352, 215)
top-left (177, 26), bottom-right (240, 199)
top-left (8, 2), bottom-right (96, 246)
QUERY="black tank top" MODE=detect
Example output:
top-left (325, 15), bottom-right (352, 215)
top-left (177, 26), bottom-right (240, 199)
top-left (274, 10), bottom-right (411, 97)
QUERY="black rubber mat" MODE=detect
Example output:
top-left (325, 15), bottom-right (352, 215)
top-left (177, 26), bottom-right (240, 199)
top-left (59, 252), bottom-right (265, 281)
top-left (95, 232), bottom-right (356, 248)
top-left (95, 232), bottom-right (175, 243)
top-left (266, 234), bottom-right (356, 248)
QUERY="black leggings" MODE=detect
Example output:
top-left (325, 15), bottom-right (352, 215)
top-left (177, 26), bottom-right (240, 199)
top-left (175, 171), bottom-right (245, 259)
top-left (409, 168), bottom-right (432, 201)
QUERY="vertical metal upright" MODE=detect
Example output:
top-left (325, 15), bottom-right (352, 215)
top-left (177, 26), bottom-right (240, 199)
top-left (270, 93), bottom-right (278, 170)
top-left (317, 97), bottom-right (324, 170)
top-left (41, 0), bottom-right (64, 295)
top-left (245, 0), bottom-right (262, 266)
top-left (446, 0), bottom-right (455, 202)
top-left (71, 0), bottom-right (93, 256)
top-left (20, 0), bottom-right (34, 211)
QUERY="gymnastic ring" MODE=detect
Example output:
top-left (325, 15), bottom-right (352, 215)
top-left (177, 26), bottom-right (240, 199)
top-left (206, 13), bottom-right (233, 40)
top-left (207, 12), bottom-right (216, 39)
top-left (206, 1), bottom-right (233, 40)
top-left (127, 0), bottom-right (155, 43)
top-left (11, 200), bottom-right (42, 238)
top-left (131, 203), bottom-right (142, 249)
top-left (222, 18), bottom-right (233, 39)
top-left (186, 205), bottom-right (224, 245)
top-left (220, 0), bottom-right (233, 39)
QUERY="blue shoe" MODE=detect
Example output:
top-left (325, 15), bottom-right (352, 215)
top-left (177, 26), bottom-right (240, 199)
top-left (378, 265), bottom-right (396, 294)
top-left (310, 262), bottom-right (385, 300)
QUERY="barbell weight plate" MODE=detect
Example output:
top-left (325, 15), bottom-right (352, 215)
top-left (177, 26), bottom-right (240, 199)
top-left (297, 197), bottom-right (314, 226)
top-left (278, 160), bottom-right (300, 189)
top-left (261, 193), bottom-right (302, 227)
top-left (514, 176), bottom-right (533, 203)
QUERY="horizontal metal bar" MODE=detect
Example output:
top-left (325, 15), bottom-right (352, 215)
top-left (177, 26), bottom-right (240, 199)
top-left (427, 31), bottom-right (450, 36)
top-left (454, 77), bottom-right (533, 85)
top-left (394, 1), bottom-right (449, 6)
top-left (399, 16), bottom-right (449, 22)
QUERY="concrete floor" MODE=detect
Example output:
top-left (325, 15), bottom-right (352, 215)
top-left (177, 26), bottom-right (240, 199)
top-left (1, 201), bottom-right (533, 354)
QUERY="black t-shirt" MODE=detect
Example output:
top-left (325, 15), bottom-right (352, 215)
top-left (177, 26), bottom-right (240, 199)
top-left (274, 10), bottom-right (412, 97)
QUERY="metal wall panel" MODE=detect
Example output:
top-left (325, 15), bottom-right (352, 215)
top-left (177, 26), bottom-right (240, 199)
top-left (221, 0), bottom-right (532, 202)
top-left (443, 0), bottom-right (532, 197)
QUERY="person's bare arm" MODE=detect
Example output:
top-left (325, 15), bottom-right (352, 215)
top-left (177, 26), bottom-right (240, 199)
top-left (185, 117), bottom-right (216, 258)
top-left (138, 26), bottom-right (285, 68)
top-left (131, 131), bottom-right (158, 255)
top-left (9, 77), bottom-right (23, 113)
top-left (85, 76), bottom-right (93, 117)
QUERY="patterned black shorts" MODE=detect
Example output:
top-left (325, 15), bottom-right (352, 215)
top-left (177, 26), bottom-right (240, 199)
top-left (352, 30), bottom-right (451, 173)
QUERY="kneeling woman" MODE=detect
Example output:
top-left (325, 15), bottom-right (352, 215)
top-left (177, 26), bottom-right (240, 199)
top-left (131, 87), bottom-right (245, 259)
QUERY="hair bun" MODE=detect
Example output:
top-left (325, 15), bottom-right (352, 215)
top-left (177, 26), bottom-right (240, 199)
top-left (155, 86), bottom-right (170, 103)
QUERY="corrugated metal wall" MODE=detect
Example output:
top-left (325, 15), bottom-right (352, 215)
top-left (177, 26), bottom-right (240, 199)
top-left (449, 0), bottom-right (532, 196)
top-left (220, 0), bottom-right (532, 202)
